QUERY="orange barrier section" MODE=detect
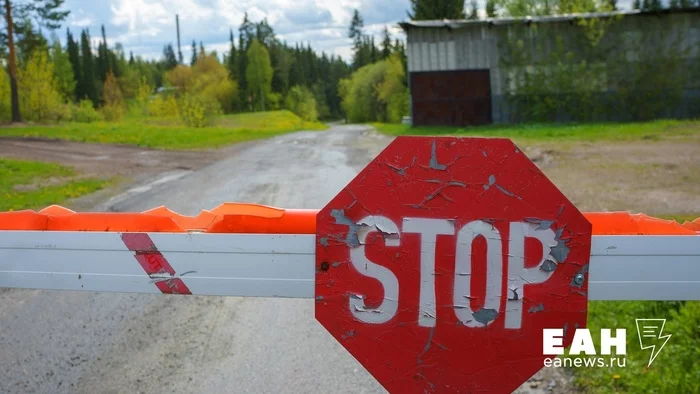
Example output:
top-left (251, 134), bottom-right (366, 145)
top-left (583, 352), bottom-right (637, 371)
top-left (0, 204), bottom-right (697, 235)
top-left (584, 212), bottom-right (697, 235)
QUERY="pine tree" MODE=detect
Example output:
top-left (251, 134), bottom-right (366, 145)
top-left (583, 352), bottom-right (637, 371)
top-left (163, 44), bottom-right (178, 70)
top-left (191, 40), bottom-right (198, 66)
top-left (381, 26), bottom-right (392, 59)
top-left (370, 36), bottom-right (378, 63)
top-left (199, 41), bottom-right (205, 57)
top-left (80, 29), bottom-right (98, 105)
top-left (486, 0), bottom-right (497, 16)
top-left (409, 0), bottom-right (466, 20)
top-left (468, 0), bottom-right (479, 19)
top-left (129, 51), bottom-right (135, 65)
top-left (255, 18), bottom-right (275, 47)
top-left (238, 14), bottom-right (253, 108)
top-left (227, 29), bottom-right (237, 80)
top-left (14, 19), bottom-right (49, 64)
top-left (96, 24), bottom-right (110, 82)
top-left (348, 9), bottom-right (364, 45)
top-left (66, 28), bottom-right (82, 102)
top-left (348, 9), bottom-right (367, 69)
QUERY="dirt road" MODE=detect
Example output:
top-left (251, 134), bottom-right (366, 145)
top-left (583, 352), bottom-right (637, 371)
top-left (0, 125), bottom-right (394, 394)
top-left (1, 125), bottom-right (696, 394)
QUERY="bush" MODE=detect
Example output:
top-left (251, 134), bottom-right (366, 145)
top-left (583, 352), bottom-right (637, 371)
top-left (101, 104), bottom-right (125, 122)
top-left (71, 99), bottom-right (102, 123)
top-left (102, 71), bottom-right (125, 122)
top-left (164, 55), bottom-right (238, 113)
top-left (377, 54), bottom-right (410, 124)
top-left (0, 70), bottom-right (12, 122)
top-left (18, 51), bottom-right (65, 123)
top-left (148, 95), bottom-right (179, 117)
top-left (177, 94), bottom-right (221, 128)
top-left (339, 54), bottom-right (409, 124)
top-left (284, 86), bottom-right (318, 121)
top-left (134, 77), bottom-right (153, 116)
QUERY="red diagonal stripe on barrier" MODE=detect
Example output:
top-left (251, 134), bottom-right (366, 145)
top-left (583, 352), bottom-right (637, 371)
top-left (121, 233), bottom-right (192, 295)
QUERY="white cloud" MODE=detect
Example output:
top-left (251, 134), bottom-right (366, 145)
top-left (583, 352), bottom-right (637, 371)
top-left (71, 16), bottom-right (94, 27)
top-left (63, 0), bottom-right (410, 62)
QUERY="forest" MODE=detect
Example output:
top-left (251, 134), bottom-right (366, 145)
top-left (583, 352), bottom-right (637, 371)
top-left (1, 0), bottom-right (697, 127)
top-left (0, 1), bottom-right (410, 126)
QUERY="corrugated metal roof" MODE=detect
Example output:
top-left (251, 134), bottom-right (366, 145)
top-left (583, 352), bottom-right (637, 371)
top-left (398, 7), bottom-right (700, 30)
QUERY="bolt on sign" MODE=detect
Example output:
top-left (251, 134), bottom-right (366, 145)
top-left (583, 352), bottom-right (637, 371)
top-left (315, 137), bottom-right (592, 393)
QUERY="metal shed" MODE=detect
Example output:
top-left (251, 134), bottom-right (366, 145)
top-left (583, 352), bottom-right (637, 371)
top-left (399, 9), bottom-right (700, 126)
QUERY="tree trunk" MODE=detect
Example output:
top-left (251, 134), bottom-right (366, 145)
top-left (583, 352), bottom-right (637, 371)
top-left (4, 0), bottom-right (21, 123)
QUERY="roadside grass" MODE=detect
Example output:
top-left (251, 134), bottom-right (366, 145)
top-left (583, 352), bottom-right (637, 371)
top-left (571, 301), bottom-right (699, 393)
top-left (572, 218), bottom-right (699, 394)
top-left (0, 158), bottom-right (108, 211)
top-left (373, 119), bottom-right (700, 143)
top-left (0, 110), bottom-right (327, 150)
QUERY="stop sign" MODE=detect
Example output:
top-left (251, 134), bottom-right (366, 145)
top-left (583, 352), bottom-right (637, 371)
top-left (315, 137), bottom-right (591, 393)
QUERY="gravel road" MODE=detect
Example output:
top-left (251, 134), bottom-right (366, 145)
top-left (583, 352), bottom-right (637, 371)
top-left (0, 125), bottom-right (568, 394)
top-left (0, 125), bottom-right (391, 394)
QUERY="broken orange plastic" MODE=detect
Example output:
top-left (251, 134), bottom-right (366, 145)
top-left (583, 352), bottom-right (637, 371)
top-left (0, 204), bottom-right (697, 235)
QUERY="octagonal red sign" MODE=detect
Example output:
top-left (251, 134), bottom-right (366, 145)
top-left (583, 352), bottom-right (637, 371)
top-left (315, 137), bottom-right (592, 393)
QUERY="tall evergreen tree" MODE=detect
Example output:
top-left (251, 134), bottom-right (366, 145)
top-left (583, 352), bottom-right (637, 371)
top-left (129, 51), bottom-right (135, 65)
top-left (238, 13), bottom-right (254, 107)
top-left (255, 18), bottom-right (275, 47)
top-left (14, 19), bottom-right (49, 64)
top-left (486, 0), bottom-right (497, 16)
top-left (227, 29), bottom-right (237, 80)
top-left (96, 24), bottom-right (110, 82)
top-left (409, 0), bottom-right (466, 20)
top-left (199, 41), bottom-right (205, 57)
top-left (191, 40), bottom-right (198, 66)
top-left (80, 29), bottom-right (98, 105)
top-left (468, 0), bottom-right (479, 19)
top-left (380, 26), bottom-right (392, 59)
top-left (66, 28), bottom-right (82, 102)
top-left (348, 9), bottom-right (367, 69)
top-left (369, 36), bottom-right (378, 63)
top-left (163, 43), bottom-right (178, 69)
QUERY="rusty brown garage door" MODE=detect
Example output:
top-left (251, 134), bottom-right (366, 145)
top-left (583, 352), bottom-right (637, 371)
top-left (410, 70), bottom-right (492, 127)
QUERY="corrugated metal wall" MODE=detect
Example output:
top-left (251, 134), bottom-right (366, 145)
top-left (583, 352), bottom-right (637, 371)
top-left (405, 12), bottom-right (700, 124)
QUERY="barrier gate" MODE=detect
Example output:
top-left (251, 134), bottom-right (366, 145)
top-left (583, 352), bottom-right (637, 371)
top-left (1, 137), bottom-right (698, 393)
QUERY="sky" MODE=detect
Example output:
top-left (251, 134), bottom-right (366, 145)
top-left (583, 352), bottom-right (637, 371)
top-left (59, 0), bottom-right (413, 62)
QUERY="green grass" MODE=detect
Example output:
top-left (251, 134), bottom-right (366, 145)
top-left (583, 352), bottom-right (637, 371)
top-left (0, 110), bottom-right (327, 150)
top-left (0, 158), bottom-right (108, 211)
top-left (571, 301), bottom-right (700, 393)
top-left (374, 119), bottom-right (700, 143)
top-left (658, 214), bottom-right (699, 224)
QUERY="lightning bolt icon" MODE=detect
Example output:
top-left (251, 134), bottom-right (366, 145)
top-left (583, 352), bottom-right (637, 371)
top-left (636, 318), bottom-right (672, 367)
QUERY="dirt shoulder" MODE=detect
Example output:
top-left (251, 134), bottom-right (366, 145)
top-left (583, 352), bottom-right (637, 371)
top-left (0, 136), bottom-right (253, 211)
top-left (522, 137), bottom-right (700, 218)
